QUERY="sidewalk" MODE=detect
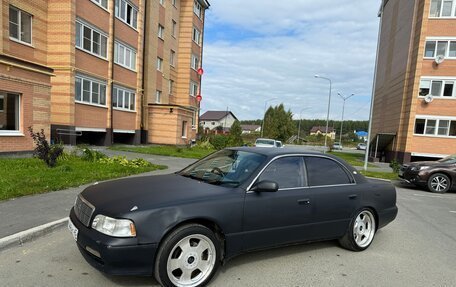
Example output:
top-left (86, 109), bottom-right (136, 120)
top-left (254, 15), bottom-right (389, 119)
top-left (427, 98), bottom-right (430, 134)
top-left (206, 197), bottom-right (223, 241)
top-left (0, 150), bottom-right (195, 248)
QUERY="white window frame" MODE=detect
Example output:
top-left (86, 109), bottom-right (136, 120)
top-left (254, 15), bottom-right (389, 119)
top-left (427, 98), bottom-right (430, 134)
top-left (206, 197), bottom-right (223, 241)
top-left (9, 6), bottom-right (33, 45)
top-left (192, 111), bottom-right (197, 129)
top-left (75, 74), bottom-right (107, 107)
top-left (191, 54), bottom-right (199, 70)
top-left (170, 50), bottom-right (176, 67)
top-left (194, 0), bottom-right (202, 18)
top-left (172, 20), bottom-right (177, 37)
top-left (115, 0), bottom-right (138, 29)
top-left (424, 38), bottom-right (456, 59)
top-left (157, 57), bottom-right (163, 71)
top-left (414, 115), bottom-right (456, 138)
top-left (182, 121), bottom-right (188, 138)
top-left (169, 79), bottom-right (174, 94)
top-left (114, 40), bottom-right (137, 71)
top-left (0, 93), bottom-right (21, 135)
top-left (419, 77), bottom-right (456, 98)
top-left (76, 19), bottom-right (108, 59)
top-left (429, 0), bottom-right (456, 18)
top-left (190, 81), bottom-right (199, 97)
top-left (158, 24), bottom-right (165, 39)
top-left (0, 95), bottom-right (4, 112)
top-left (155, 90), bottom-right (162, 103)
top-left (91, 0), bottom-right (108, 10)
top-left (113, 85), bottom-right (136, 112)
top-left (160, 0), bottom-right (165, 6)
top-left (192, 26), bottom-right (201, 45)
top-left (172, 0), bottom-right (177, 7)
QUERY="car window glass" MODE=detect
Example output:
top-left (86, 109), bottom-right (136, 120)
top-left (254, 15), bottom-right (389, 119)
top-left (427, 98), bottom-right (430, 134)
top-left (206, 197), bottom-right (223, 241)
top-left (258, 157), bottom-right (304, 189)
top-left (305, 157), bottom-right (352, 186)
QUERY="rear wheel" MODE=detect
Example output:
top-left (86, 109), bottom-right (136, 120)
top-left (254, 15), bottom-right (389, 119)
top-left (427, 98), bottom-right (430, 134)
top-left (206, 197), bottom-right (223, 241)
top-left (154, 224), bottom-right (221, 287)
top-left (339, 209), bottom-right (376, 251)
top-left (427, 173), bottom-right (450, 193)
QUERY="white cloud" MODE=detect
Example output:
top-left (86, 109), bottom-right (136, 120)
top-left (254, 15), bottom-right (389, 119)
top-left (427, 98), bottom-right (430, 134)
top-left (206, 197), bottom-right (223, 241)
top-left (201, 0), bottom-right (380, 120)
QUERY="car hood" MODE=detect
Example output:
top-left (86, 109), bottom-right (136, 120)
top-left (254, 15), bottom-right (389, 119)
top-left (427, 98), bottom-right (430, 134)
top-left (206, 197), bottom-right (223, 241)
top-left (80, 174), bottom-right (233, 216)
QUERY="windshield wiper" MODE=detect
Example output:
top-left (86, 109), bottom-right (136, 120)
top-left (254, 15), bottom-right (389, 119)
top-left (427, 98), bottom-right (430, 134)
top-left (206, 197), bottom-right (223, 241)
top-left (207, 179), bottom-right (240, 186)
top-left (180, 174), bottom-right (203, 181)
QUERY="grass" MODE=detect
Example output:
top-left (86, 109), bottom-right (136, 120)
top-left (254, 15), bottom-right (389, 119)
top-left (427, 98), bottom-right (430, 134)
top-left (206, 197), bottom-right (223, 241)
top-left (0, 156), bottom-right (166, 201)
top-left (359, 170), bottom-right (399, 181)
top-left (110, 145), bottom-right (215, 159)
top-left (329, 151), bottom-right (376, 167)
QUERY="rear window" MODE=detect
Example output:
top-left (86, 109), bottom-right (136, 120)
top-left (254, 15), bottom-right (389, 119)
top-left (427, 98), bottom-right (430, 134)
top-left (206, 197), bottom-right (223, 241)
top-left (256, 139), bottom-right (275, 145)
top-left (305, 157), bottom-right (352, 186)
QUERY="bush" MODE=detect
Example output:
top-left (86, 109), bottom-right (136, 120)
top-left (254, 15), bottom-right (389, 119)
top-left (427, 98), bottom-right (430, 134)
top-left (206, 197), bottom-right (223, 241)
top-left (28, 127), bottom-right (64, 167)
top-left (209, 135), bottom-right (229, 150)
top-left (98, 156), bottom-right (152, 168)
top-left (81, 147), bottom-right (107, 162)
top-left (389, 159), bottom-right (401, 174)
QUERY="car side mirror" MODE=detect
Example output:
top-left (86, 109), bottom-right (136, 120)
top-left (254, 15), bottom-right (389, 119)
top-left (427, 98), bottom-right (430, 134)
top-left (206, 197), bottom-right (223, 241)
top-left (251, 180), bottom-right (279, 192)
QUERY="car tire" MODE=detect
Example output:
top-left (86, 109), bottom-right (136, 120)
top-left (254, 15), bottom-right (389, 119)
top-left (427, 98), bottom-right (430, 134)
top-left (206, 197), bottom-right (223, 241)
top-left (154, 224), bottom-right (221, 287)
top-left (427, 173), bottom-right (451, 193)
top-left (339, 209), bottom-right (376, 252)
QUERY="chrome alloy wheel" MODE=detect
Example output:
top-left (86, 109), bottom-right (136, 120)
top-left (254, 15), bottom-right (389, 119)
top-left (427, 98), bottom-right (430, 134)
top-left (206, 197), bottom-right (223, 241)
top-left (353, 210), bottom-right (376, 248)
top-left (430, 176), bottom-right (448, 192)
top-left (166, 234), bottom-right (216, 287)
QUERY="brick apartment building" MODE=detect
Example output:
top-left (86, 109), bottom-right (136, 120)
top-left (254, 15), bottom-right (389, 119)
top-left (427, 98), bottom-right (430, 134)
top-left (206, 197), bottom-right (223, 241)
top-left (370, 0), bottom-right (456, 163)
top-left (0, 0), bottom-right (208, 153)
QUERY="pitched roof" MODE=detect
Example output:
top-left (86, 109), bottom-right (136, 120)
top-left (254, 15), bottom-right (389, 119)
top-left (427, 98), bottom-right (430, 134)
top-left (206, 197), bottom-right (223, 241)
top-left (200, 111), bottom-right (238, 121)
top-left (310, 126), bottom-right (335, 133)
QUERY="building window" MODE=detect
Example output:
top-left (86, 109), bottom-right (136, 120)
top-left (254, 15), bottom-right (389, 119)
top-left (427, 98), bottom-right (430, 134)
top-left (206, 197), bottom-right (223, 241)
top-left (170, 50), bottom-right (176, 66)
top-left (192, 111), bottom-right (197, 129)
top-left (159, 0), bottom-right (165, 6)
top-left (430, 0), bottom-right (456, 18)
top-left (424, 39), bottom-right (456, 59)
top-left (76, 19), bottom-right (108, 59)
top-left (155, 90), bottom-right (162, 103)
top-left (157, 57), bottom-right (163, 71)
top-left (190, 81), bottom-right (198, 97)
top-left (75, 75), bottom-right (107, 106)
top-left (191, 54), bottom-right (199, 70)
top-left (415, 117), bottom-right (456, 137)
top-left (114, 41), bottom-right (137, 71)
top-left (169, 80), bottom-right (174, 94)
top-left (158, 24), bottom-right (164, 39)
top-left (9, 6), bottom-right (32, 45)
top-left (192, 27), bottom-right (201, 45)
top-left (419, 78), bottom-right (456, 98)
top-left (115, 0), bottom-right (138, 29)
top-left (194, 0), bottom-right (202, 18)
top-left (182, 121), bottom-right (188, 138)
top-left (0, 93), bottom-right (20, 132)
top-left (91, 0), bottom-right (108, 9)
top-left (172, 20), bottom-right (177, 37)
top-left (172, 0), bottom-right (177, 6)
top-left (113, 86), bottom-right (135, 111)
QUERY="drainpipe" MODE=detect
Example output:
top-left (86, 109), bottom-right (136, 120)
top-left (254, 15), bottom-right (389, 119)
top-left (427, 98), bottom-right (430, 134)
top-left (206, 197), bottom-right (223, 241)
top-left (140, 0), bottom-right (148, 144)
top-left (197, 3), bottom-right (208, 137)
top-left (109, 1), bottom-right (116, 145)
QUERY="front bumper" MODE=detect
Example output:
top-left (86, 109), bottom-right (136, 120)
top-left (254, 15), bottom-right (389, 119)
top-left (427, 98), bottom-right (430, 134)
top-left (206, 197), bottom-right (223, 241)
top-left (399, 168), bottom-right (427, 186)
top-left (69, 209), bottom-right (157, 276)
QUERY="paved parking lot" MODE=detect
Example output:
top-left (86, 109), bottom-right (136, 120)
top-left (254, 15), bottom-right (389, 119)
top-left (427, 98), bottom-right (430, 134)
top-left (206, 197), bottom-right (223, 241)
top-left (0, 184), bottom-right (455, 287)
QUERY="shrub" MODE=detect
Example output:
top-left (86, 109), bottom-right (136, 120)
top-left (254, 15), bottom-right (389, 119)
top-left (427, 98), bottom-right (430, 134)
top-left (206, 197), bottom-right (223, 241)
top-left (98, 156), bottom-right (151, 168)
top-left (81, 148), bottom-right (106, 162)
top-left (28, 127), bottom-right (64, 167)
top-left (209, 135), bottom-right (228, 150)
top-left (389, 159), bottom-right (401, 174)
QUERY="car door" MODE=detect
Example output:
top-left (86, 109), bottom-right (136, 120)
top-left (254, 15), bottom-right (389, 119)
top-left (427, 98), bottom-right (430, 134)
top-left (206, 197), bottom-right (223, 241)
top-left (302, 156), bottom-right (360, 240)
top-left (242, 156), bottom-right (313, 251)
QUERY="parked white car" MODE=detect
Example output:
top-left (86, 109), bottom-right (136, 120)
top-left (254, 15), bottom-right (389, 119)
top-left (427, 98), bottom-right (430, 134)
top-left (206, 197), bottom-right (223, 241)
top-left (254, 138), bottom-right (284, 148)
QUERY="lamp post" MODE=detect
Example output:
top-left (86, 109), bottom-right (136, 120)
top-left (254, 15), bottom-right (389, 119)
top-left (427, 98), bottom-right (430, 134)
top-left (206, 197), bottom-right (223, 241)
top-left (297, 108), bottom-right (309, 144)
top-left (314, 75), bottom-right (332, 152)
top-left (261, 97), bottom-right (278, 137)
top-left (337, 92), bottom-right (355, 146)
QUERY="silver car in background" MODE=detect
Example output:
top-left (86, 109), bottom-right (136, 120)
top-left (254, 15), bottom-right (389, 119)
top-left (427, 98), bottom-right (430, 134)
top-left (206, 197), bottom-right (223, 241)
top-left (254, 138), bottom-right (284, 148)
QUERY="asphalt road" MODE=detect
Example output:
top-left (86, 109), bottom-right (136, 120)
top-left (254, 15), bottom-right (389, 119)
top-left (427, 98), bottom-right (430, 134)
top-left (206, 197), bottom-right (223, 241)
top-left (0, 185), bottom-right (455, 287)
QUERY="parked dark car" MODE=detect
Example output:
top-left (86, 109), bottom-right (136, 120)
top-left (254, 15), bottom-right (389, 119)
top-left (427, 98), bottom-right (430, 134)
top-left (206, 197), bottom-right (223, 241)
top-left (399, 154), bottom-right (456, 193)
top-left (68, 147), bottom-right (398, 287)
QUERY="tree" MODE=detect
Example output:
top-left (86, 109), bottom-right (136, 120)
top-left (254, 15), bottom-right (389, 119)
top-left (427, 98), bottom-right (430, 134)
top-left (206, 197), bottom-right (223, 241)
top-left (263, 104), bottom-right (296, 142)
top-left (228, 120), bottom-right (243, 147)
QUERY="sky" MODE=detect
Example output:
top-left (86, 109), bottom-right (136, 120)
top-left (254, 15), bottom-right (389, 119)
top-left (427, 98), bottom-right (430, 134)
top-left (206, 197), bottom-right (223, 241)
top-left (200, 0), bottom-right (381, 121)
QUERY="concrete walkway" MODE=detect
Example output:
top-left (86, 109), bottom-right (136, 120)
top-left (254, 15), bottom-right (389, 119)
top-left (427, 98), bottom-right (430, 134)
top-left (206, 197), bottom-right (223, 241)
top-left (0, 150), bottom-right (195, 241)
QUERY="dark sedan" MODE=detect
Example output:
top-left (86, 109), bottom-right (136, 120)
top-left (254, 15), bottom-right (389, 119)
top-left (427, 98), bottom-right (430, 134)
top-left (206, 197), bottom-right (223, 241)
top-left (399, 154), bottom-right (456, 193)
top-left (68, 147), bottom-right (397, 287)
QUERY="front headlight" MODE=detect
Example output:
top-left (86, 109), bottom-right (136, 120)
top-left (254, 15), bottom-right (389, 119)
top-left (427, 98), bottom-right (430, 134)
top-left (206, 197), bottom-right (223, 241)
top-left (418, 166), bottom-right (430, 171)
top-left (91, 215), bottom-right (136, 237)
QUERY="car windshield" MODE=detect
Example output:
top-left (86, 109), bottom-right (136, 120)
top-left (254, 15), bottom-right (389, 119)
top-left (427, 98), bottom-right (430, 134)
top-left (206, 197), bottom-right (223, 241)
top-left (256, 139), bottom-right (275, 145)
top-left (178, 149), bottom-right (266, 187)
top-left (437, 154), bottom-right (456, 164)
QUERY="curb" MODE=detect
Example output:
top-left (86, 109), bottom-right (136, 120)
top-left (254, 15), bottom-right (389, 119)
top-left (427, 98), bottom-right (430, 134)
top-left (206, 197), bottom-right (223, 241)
top-left (0, 217), bottom-right (68, 252)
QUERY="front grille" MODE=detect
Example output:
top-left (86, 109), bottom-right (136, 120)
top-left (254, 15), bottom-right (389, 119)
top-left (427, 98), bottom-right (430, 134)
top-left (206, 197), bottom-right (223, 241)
top-left (74, 195), bottom-right (95, 227)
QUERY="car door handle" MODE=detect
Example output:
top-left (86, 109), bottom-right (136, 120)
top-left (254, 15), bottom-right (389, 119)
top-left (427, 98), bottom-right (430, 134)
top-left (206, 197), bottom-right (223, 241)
top-left (298, 199), bottom-right (310, 205)
top-left (348, 194), bottom-right (358, 200)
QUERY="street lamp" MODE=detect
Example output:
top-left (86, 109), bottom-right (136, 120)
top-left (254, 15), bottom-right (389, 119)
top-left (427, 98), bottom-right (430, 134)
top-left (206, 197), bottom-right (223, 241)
top-left (314, 74), bottom-right (332, 152)
top-left (261, 97), bottom-right (278, 137)
top-left (337, 92), bottom-right (355, 146)
top-left (297, 107), bottom-right (310, 144)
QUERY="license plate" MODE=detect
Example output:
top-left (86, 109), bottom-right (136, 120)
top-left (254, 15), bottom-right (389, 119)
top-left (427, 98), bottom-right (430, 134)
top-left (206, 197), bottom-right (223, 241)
top-left (68, 219), bottom-right (79, 241)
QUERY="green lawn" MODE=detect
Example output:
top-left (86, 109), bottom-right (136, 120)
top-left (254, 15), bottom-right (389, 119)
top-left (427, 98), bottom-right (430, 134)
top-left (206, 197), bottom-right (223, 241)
top-left (110, 145), bottom-right (215, 159)
top-left (0, 157), bottom-right (166, 201)
top-left (359, 170), bottom-right (399, 181)
top-left (329, 151), bottom-right (375, 167)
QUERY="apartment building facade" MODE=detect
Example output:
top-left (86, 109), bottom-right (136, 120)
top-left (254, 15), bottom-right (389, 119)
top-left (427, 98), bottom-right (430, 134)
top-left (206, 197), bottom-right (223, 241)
top-left (371, 0), bottom-right (456, 163)
top-left (0, 0), bottom-right (209, 152)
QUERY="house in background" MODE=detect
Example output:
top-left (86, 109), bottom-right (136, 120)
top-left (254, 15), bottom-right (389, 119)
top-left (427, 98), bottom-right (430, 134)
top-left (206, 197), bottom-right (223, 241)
top-left (310, 126), bottom-right (336, 139)
top-left (241, 124), bottom-right (261, 134)
top-left (200, 111), bottom-right (237, 133)
top-left (355, 131), bottom-right (368, 142)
